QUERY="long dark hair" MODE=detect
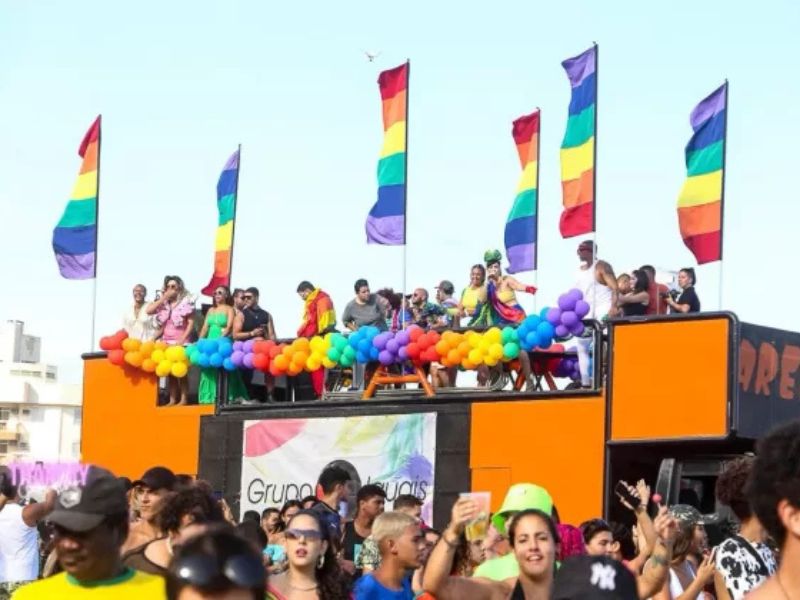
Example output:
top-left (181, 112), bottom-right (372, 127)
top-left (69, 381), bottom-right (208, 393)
top-left (213, 285), bottom-right (233, 308)
top-left (286, 510), bottom-right (348, 600)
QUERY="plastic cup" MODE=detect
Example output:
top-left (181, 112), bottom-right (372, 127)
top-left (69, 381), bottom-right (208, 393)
top-left (460, 491), bottom-right (491, 541)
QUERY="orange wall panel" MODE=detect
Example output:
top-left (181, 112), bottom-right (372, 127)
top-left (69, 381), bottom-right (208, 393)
top-left (609, 318), bottom-right (730, 441)
top-left (470, 397), bottom-right (605, 525)
top-left (81, 357), bottom-right (213, 479)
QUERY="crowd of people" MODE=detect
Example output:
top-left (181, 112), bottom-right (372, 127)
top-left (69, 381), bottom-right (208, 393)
top-left (121, 243), bottom-right (702, 404)
top-left (1, 419), bottom-right (799, 598)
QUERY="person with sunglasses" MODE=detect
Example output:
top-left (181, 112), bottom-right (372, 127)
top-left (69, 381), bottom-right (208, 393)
top-left (197, 285), bottom-right (248, 405)
top-left (233, 287), bottom-right (277, 403)
top-left (166, 527), bottom-right (266, 600)
top-left (266, 510), bottom-right (349, 600)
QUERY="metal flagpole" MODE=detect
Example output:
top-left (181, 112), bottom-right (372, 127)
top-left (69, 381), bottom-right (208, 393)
top-left (90, 115), bottom-right (102, 351)
top-left (532, 107), bottom-right (541, 314)
top-left (591, 44), bottom-right (599, 318)
top-left (718, 80), bottom-right (729, 310)
top-left (401, 59), bottom-right (410, 329)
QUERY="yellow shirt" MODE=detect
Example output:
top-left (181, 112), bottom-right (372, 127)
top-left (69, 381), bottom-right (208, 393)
top-left (12, 569), bottom-right (166, 599)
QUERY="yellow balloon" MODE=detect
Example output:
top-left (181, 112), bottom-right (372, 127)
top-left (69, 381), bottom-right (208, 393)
top-left (468, 348), bottom-right (484, 364)
top-left (154, 341), bottom-right (168, 351)
top-left (140, 341), bottom-right (155, 357)
top-left (322, 357), bottom-right (336, 369)
top-left (486, 328), bottom-right (502, 344)
top-left (171, 362), bottom-right (188, 378)
top-left (479, 338), bottom-right (492, 353)
top-left (484, 355), bottom-right (499, 367)
top-left (142, 358), bottom-right (157, 373)
top-left (151, 349), bottom-right (165, 363)
top-left (468, 334), bottom-right (481, 349)
top-left (306, 356), bottom-right (322, 371)
top-left (155, 360), bottom-right (173, 377)
top-left (489, 343), bottom-right (504, 360)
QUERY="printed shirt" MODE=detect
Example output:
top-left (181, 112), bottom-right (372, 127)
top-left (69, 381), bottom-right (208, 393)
top-left (715, 536), bottom-right (777, 599)
top-left (354, 535), bottom-right (381, 571)
top-left (11, 569), bottom-right (166, 599)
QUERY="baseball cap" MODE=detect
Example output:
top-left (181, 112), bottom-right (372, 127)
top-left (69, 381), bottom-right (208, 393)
top-left (48, 466), bottom-right (128, 532)
top-left (668, 504), bottom-right (719, 526)
top-left (553, 555), bottom-right (638, 600)
top-left (132, 466), bottom-right (177, 491)
top-left (436, 280), bottom-right (455, 295)
top-left (492, 483), bottom-right (553, 535)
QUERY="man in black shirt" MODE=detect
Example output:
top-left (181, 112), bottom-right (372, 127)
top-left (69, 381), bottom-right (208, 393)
top-left (309, 466), bottom-right (350, 555)
top-left (233, 287), bottom-right (277, 402)
top-left (665, 268), bottom-right (701, 314)
top-left (342, 484), bottom-right (386, 575)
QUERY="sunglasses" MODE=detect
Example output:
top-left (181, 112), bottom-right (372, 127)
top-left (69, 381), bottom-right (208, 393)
top-left (214, 290), bottom-right (226, 295)
top-left (243, 295), bottom-right (254, 300)
top-left (171, 553), bottom-right (265, 592)
top-left (285, 528), bottom-right (323, 541)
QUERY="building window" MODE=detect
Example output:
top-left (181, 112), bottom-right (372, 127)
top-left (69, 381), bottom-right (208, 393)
top-left (21, 409), bottom-right (30, 417)
top-left (0, 408), bottom-right (10, 421)
top-left (16, 442), bottom-right (29, 452)
top-left (0, 441), bottom-right (7, 454)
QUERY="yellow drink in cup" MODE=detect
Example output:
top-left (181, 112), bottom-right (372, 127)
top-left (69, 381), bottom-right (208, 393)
top-left (460, 491), bottom-right (491, 541)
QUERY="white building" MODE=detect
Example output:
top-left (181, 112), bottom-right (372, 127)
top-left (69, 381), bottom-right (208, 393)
top-left (0, 321), bottom-right (81, 464)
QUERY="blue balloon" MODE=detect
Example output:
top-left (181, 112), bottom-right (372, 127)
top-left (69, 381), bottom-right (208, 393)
top-left (524, 331), bottom-right (540, 350)
top-left (356, 351), bottom-right (369, 363)
top-left (536, 321), bottom-right (555, 340)
top-left (209, 352), bottom-right (223, 367)
top-left (358, 339), bottom-right (372, 354)
top-left (539, 307), bottom-right (551, 320)
top-left (222, 358), bottom-right (236, 371)
top-left (198, 353), bottom-right (211, 368)
top-left (369, 346), bottom-right (380, 361)
top-left (218, 343), bottom-right (233, 358)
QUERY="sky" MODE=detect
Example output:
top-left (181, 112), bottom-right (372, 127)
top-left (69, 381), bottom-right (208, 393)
top-left (0, 0), bottom-right (797, 384)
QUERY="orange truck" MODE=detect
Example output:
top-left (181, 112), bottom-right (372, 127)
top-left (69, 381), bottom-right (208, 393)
top-left (80, 312), bottom-right (800, 528)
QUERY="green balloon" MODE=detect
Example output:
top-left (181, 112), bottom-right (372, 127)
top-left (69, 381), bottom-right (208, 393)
top-left (501, 326), bottom-right (515, 344)
top-left (327, 347), bottom-right (341, 362)
top-left (343, 346), bottom-right (356, 359)
top-left (503, 342), bottom-right (520, 359)
top-left (340, 354), bottom-right (354, 367)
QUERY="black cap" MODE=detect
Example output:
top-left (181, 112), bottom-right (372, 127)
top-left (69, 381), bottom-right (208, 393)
top-left (48, 466), bottom-right (128, 532)
top-left (436, 280), bottom-right (455, 295)
top-left (553, 556), bottom-right (638, 600)
top-left (131, 466), bottom-right (177, 491)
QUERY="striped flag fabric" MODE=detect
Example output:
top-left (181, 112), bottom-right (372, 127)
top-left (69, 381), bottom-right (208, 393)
top-left (677, 83), bottom-right (727, 264)
top-left (52, 116), bottom-right (101, 279)
top-left (559, 45), bottom-right (597, 238)
top-left (504, 110), bottom-right (540, 273)
top-left (201, 148), bottom-right (240, 296)
top-left (366, 62), bottom-right (408, 245)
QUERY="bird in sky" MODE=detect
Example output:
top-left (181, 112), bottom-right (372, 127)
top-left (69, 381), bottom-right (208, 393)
top-left (364, 50), bottom-right (381, 62)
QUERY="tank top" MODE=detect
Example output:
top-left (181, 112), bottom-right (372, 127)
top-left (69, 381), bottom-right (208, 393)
top-left (241, 306), bottom-right (271, 334)
top-left (0, 503), bottom-right (39, 583)
top-left (342, 520), bottom-right (366, 562)
top-left (575, 261), bottom-right (613, 320)
top-left (622, 300), bottom-right (647, 317)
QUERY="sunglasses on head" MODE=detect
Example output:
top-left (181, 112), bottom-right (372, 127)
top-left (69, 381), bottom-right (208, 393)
top-left (171, 553), bottom-right (265, 592)
top-left (285, 528), bottom-right (323, 541)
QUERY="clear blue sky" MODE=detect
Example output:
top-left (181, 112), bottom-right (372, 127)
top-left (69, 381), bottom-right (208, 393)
top-left (1, 0), bottom-right (797, 383)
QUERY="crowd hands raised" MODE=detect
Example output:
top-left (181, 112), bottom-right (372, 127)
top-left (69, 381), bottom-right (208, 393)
top-left (3, 420), bottom-right (800, 598)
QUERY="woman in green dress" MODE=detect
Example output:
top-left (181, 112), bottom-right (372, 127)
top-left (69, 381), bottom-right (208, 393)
top-left (198, 286), bottom-right (248, 404)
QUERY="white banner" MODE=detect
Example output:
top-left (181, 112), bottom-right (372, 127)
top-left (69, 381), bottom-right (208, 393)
top-left (240, 413), bottom-right (437, 523)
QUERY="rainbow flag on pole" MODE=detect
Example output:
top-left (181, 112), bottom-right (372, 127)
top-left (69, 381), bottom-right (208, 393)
top-left (677, 83), bottom-right (727, 264)
top-left (201, 148), bottom-right (240, 296)
top-left (504, 110), bottom-right (540, 273)
top-left (52, 116), bottom-right (101, 279)
top-left (366, 61), bottom-right (408, 245)
top-left (559, 45), bottom-right (597, 238)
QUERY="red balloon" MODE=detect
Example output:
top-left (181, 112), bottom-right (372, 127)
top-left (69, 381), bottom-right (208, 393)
top-left (268, 345), bottom-right (281, 359)
top-left (423, 348), bottom-right (439, 363)
top-left (407, 343), bottom-right (421, 359)
top-left (269, 363), bottom-right (282, 377)
top-left (408, 326), bottom-right (424, 342)
top-left (107, 349), bottom-right (125, 366)
top-left (253, 341), bottom-right (267, 354)
top-left (427, 330), bottom-right (441, 344)
top-left (417, 334), bottom-right (431, 351)
top-left (253, 353), bottom-right (270, 371)
top-left (99, 337), bottom-right (113, 351)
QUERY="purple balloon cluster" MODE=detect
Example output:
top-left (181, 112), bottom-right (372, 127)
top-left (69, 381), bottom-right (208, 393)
top-left (545, 289), bottom-right (591, 338)
top-left (372, 328), bottom-right (412, 366)
top-left (230, 340), bottom-right (255, 369)
top-left (554, 355), bottom-right (581, 380)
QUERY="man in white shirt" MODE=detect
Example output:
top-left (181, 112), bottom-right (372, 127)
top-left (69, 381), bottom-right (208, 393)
top-left (0, 474), bottom-right (56, 598)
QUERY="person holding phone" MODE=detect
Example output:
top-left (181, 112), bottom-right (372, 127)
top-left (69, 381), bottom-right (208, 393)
top-left (232, 287), bottom-right (277, 402)
top-left (664, 268), bottom-right (701, 314)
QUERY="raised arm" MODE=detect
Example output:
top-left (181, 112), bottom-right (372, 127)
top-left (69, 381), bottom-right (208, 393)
top-left (21, 489), bottom-right (57, 527)
top-left (504, 276), bottom-right (537, 295)
top-left (636, 505), bottom-right (676, 599)
top-left (618, 291), bottom-right (649, 306)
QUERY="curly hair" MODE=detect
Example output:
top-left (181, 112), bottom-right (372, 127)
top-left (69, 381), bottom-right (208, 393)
top-left (287, 510), bottom-right (349, 600)
top-left (158, 488), bottom-right (224, 534)
top-left (716, 456), bottom-right (755, 521)
top-left (747, 420), bottom-right (800, 548)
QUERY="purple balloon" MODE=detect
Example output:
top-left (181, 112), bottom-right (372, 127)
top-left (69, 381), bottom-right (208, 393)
top-left (546, 307), bottom-right (562, 326)
top-left (397, 346), bottom-right (409, 360)
top-left (232, 341), bottom-right (243, 352)
top-left (558, 294), bottom-right (576, 312)
top-left (386, 339), bottom-right (399, 354)
top-left (373, 333), bottom-right (390, 350)
top-left (569, 321), bottom-right (585, 336)
top-left (378, 350), bottom-right (394, 365)
top-left (395, 330), bottom-right (410, 346)
top-left (568, 288), bottom-right (584, 302)
top-left (243, 339), bottom-right (254, 353)
top-left (231, 350), bottom-right (245, 366)
top-left (561, 311), bottom-right (579, 327)
top-left (243, 353), bottom-right (254, 369)
top-left (555, 324), bottom-right (569, 338)
top-left (574, 300), bottom-right (590, 318)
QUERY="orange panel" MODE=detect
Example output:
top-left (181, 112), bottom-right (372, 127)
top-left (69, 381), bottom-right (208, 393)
top-left (610, 318), bottom-right (729, 441)
top-left (471, 397), bottom-right (605, 525)
top-left (81, 357), bottom-right (214, 479)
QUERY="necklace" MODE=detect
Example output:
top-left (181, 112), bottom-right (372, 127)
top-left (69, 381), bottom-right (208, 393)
top-left (288, 579), bottom-right (318, 592)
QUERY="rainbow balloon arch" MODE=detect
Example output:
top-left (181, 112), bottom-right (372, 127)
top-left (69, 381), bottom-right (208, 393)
top-left (100, 289), bottom-right (593, 398)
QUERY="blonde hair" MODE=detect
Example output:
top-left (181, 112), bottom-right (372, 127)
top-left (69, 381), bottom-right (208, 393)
top-left (372, 511), bottom-right (417, 544)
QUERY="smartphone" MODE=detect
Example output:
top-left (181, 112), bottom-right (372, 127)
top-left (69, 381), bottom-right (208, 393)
top-left (615, 481), bottom-right (641, 509)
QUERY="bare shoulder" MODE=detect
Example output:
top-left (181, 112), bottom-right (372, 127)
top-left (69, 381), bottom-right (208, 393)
top-left (745, 578), bottom-right (779, 599)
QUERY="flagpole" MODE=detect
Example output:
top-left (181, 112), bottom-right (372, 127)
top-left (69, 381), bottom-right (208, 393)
top-left (90, 115), bottom-right (102, 351)
top-left (533, 107), bottom-right (541, 314)
top-left (718, 80), bottom-right (728, 310)
top-left (228, 144), bottom-right (242, 289)
top-left (401, 59), bottom-right (410, 329)
top-left (591, 44), bottom-right (599, 316)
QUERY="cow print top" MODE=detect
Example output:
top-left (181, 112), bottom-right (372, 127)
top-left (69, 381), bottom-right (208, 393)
top-left (715, 535), bottom-right (777, 599)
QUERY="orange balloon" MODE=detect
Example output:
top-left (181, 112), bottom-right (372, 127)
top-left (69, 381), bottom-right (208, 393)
top-left (447, 349), bottom-right (461, 364)
top-left (457, 341), bottom-right (471, 357)
top-left (435, 340), bottom-right (450, 356)
top-left (274, 354), bottom-right (289, 371)
top-left (141, 358), bottom-right (157, 373)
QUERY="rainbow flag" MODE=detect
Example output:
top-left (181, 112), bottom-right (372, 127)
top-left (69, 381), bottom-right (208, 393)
top-left (201, 148), bottom-right (240, 296)
top-left (52, 116), bottom-right (101, 280)
top-left (559, 45), bottom-right (596, 238)
top-left (504, 110), bottom-right (540, 273)
top-left (366, 61), bottom-right (408, 245)
top-left (677, 83), bottom-right (727, 264)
